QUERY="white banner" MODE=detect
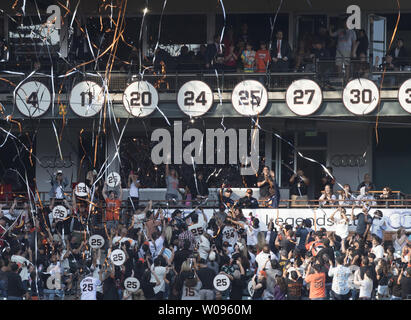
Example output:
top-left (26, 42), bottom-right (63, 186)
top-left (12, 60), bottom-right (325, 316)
top-left (171, 208), bottom-right (411, 232)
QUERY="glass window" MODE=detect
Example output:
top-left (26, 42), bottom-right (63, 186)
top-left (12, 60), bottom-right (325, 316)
top-left (297, 132), bottom-right (327, 147)
top-left (147, 14), bottom-right (207, 56)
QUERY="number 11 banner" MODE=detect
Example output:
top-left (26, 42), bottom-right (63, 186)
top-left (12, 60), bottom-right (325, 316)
top-left (70, 81), bottom-right (104, 117)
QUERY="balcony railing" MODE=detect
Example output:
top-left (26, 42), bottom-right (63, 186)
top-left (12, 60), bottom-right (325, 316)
top-left (2, 59), bottom-right (411, 94)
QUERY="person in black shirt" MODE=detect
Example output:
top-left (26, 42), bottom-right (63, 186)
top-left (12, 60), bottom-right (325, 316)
top-left (398, 267), bottom-right (411, 300)
top-left (196, 258), bottom-right (216, 300)
top-left (237, 189), bottom-right (259, 209)
top-left (251, 272), bottom-right (266, 300)
top-left (257, 166), bottom-right (275, 200)
top-left (7, 263), bottom-right (25, 300)
top-left (219, 184), bottom-right (234, 210)
top-left (286, 270), bottom-right (303, 300)
top-left (289, 169), bottom-right (310, 206)
top-left (193, 173), bottom-right (209, 202)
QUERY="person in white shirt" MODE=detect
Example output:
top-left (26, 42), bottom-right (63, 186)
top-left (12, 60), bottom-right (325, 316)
top-left (371, 235), bottom-right (385, 260)
top-left (188, 209), bottom-right (208, 247)
top-left (328, 255), bottom-right (352, 300)
top-left (319, 185), bottom-right (337, 206)
top-left (354, 269), bottom-right (373, 300)
top-left (370, 210), bottom-right (387, 240)
top-left (255, 244), bottom-right (276, 274)
top-left (130, 200), bottom-right (152, 232)
top-left (150, 256), bottom-right (168, 299)
top-left (245, 218), bottom-right (261, 247)
top-left (128, 171), bottom-right (140, 211)
top-left (330, 207), bottom-right (349, 248)
top-left (80, 274), bottom-right (102, 300)
top-left (393, 228), bottom-right (408, 254)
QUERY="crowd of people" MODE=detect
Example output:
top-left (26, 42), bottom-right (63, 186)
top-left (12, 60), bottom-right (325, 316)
top-left (0, 165), bottom-right (410, 301)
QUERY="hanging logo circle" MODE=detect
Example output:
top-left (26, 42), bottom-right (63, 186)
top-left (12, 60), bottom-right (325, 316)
top-left (69, 81), bottom-right (104, 117)
top-left (177, 80), bottom-right (214, 117)
top-left (123, 81), bottom-right (158, 117)
top-left (231, 80), bottom-right (268, 116)
top-left (15, 81), bottom-right (51, 117)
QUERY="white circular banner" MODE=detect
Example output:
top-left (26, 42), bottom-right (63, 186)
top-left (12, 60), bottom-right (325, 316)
top-left (124, 277), bottom-right (140, 292)
top-left (123, 81), bottom-right (158, 117)
top-left (248, 280), bottom-right (254, 297)
top-left (398, 79), bottom-right (411, 114)
top-left (15, 81), bottom-right (51, 117)
top-left (52, 205), bottom-right (68, 220)
top-left (110, 249), bottom-right (126, 266)
top-left (69, 81), bottom-right (104, 117)
top-left (286, 79), bottom-right (323, 116)
top-left (106, 172), bottom-right (121, 188)
top-left (231, 80), bottom-right (268, 116)
top-left (74, 182), bottom-right (90, 198)
top-left (89, 234), bottom-right (105, 249)
top-left (213, 274), bottom-right (230, 292)
top-left (177, 80), bottom-right (213, 117)
top-left (342, 78), bottom-right (379, 115)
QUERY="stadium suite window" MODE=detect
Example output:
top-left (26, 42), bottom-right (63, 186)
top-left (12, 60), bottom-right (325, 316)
top-left (297, 132), bottom-right (327, 147)
top-left (147, 14), bottom-right (206, 54)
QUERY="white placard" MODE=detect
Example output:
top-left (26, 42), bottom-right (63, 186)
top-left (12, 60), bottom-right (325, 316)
top-left (106, 172), bottom-right (121, 188)
top-left (123, 81), bottom-right (158, 117)
top-left (74, 182), bottom-right (90, 198)
top-left (52, 205), bottom-right (68, 220)
top-left (46, 273), bottom-right (61, 290)
top-left (231, 80), bottom-right (268, 116)
top-left (248, 280), bottom-right (254, 297)
top-left (398, 79), bottom-right (411, 114)
top-left (177, 80), bottom-right (213, 117)
top-left (15, 81), bottom-right (51, 117)
top-left (342, 78), bottom-right (379, 115)
top-left (213, 274), bottom-right (230, 292)
top-left (110, 249), bottom-right (126, 266)
top-left (286, 79), bottom-right (323, 116)
top-left (69, 81), bottom-right (104, 117)
top-left (124, 277), bottom-right (140, 292)
top-left (89, 234), bottom-right (105, 249)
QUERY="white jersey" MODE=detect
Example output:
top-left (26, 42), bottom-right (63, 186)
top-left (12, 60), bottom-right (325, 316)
top-left (129, 180), bottom-right (140, 198)
top-left (188, 219), bottom-right (207, 245)
top-left (221, 225), bottom-right (238, 247)
top-left (334, 214), bottom-right (349, 239)
top-left (80, 276), bottom-right (101, 300)
top-left (181, 281), bottom-right (202, 300)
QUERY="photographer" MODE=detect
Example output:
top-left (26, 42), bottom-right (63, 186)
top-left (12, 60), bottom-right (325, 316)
top-left (6, 262), bottom-right (25, 300)
top-left (289, 169), bottom-right (310, 206)
top-left (397, 266), bottom-right (411, 300)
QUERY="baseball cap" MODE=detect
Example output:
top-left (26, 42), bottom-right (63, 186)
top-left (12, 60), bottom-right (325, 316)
top-left (56, 170), bottom-right (63, 175)
top-left (225, 188), bottom-right (233, 193)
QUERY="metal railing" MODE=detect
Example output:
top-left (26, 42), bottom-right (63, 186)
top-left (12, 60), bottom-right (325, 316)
top-left (2, 59), bottom-right (411, 94)
top-left (1, 190), bottom-right (411, 209)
